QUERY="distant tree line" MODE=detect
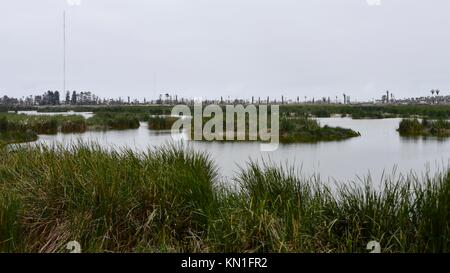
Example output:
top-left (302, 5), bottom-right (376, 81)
top-left (35, 91), bottom-right (60, 105)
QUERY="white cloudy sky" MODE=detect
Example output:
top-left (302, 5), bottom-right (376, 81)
top-left (1, 0), bottom-right (449, 101)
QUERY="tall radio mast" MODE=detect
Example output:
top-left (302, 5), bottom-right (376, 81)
top-left (63, 11), bottom-right (67, 95)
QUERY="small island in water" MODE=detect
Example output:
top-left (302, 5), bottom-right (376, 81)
top-left (278, 118), bottom-right (360, 143)
top-left (398, 118), bottom-right (450, 138)
top-left (186, 116), bottom-right (361, 143)
top-left (0, 112), bottom-right (140, 146)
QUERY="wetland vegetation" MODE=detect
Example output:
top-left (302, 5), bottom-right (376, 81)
top-left (0, 112), bottom-right (141, 144)
top-left (279, 104), bottom-right (450, 119)
top-left (86, 112), bottom-right (140, 130)
top-left (279, 118), bottom-right (360, 143)
top-left (0, 144), bottom-right (448, 253)
top-left (187, 116), bottom-right (361, 143)
top-left (4, 104), bottom-right (449, 120)
top-left (0, 114), bottom-right (86, 145)
top-left (398, 119), bottom-right (450, 137)
top-left (148, 116), bottom-right (180, 130)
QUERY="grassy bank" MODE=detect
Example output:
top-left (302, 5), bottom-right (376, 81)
top-left (0, 144), bottom-right (448, 253)
top-left (398, 119), bottom-right (450, 137)
top-left (0, 131), bottom-right (38, 146)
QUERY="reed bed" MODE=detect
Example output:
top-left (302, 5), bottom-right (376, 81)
top-left (148, 116), bottom-right (180, 130)
top-left (398, 118), bottom-right (450, 137)
top-left (0, 144), bottom-right (448, 253)
top-left (0, 114), bottom-right (87, 144)
top-left (87, 113), bottom-right (140, 130)
top-left (279, 118), bottom-right (360, 143)
top-left (0, 113), bottom-right (145, 144)
top-left (188, 117), bottom-right (360, 143)
top-left (0, 131), bottom-right (38, 146)
top-left (281, 104), bottom-right (450, 119)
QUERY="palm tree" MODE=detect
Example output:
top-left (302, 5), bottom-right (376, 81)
top-left (431, 89), bottom-right (435, 96)
top-left (165, 93), bottom-right (170, 104)
top-left (436, 90), bottom-right (440, 96)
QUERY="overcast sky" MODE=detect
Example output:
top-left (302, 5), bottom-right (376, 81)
top-left (1, 0), bottom-right (450, 101)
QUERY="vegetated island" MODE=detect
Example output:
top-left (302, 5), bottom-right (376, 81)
top-left (279, 118), bottom-right (360, 143)
top-left (0, 112), bottom-right (141, 145)
top-left (148, 116), bottom-right (180, 130)
top-left (87, 112), bottom-right (140, 130)
top-left (398, 118), bottom-right (450, 137)
top-left (185, 116), bottom-right (361, 143)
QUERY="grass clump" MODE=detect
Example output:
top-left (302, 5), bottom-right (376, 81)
top-left (0, 144), bottom-right (218, 252)
top-left (0, 131), bottom-right (38, 146)
top-left (0, 112), bottom-right (147, 145)
top-left (87, 113), bottom-right (140, 130)
top-left (209, 162), bottom-right (449, 253)
top-left (0, 114), bottom-right (88, 144)
top-left (279, 118), bottom-right (360, 143)
top-left (188, 116), bottom-right (360, 143)
top-left (398, 118), bottom-right (450, 137)
top-left (148, 116), bottom-right (180, 130)
top-left (60, 116), bottom-right (88, 133)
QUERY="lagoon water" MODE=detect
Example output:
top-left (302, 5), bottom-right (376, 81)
top-left (27, 114), bottom-right (450, 185)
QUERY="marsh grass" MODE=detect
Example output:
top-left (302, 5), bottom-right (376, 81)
top-left (0, 112), bottom-right (151, 144)
top-left (279, 118), bottom-right (360, 143)
top-left (87, 113), bottom-right (140, 130)
top-left (0, 131), bottom-right (38, 146)
top-left (0, 144), bottom-right (448, 253)
top-left (0, 114), bottom-right (88, 144)
top-left (281, 105), bottom-right (450, 120)
top-left (148, 116), bottom-right (180, 130)
top-left (189, 117), bottom-right (360, 143)
top-left (30, 104), bottom-right (450, 121)
top-left (0, 144), bottom-right (218, 252)
top-left (398, 118), bottom-right (450, 137)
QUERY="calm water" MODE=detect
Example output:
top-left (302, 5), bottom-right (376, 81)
top-left (28, 115), bottom-right (450, 185)
top-left (17, 111), bottom-right (94, 119)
